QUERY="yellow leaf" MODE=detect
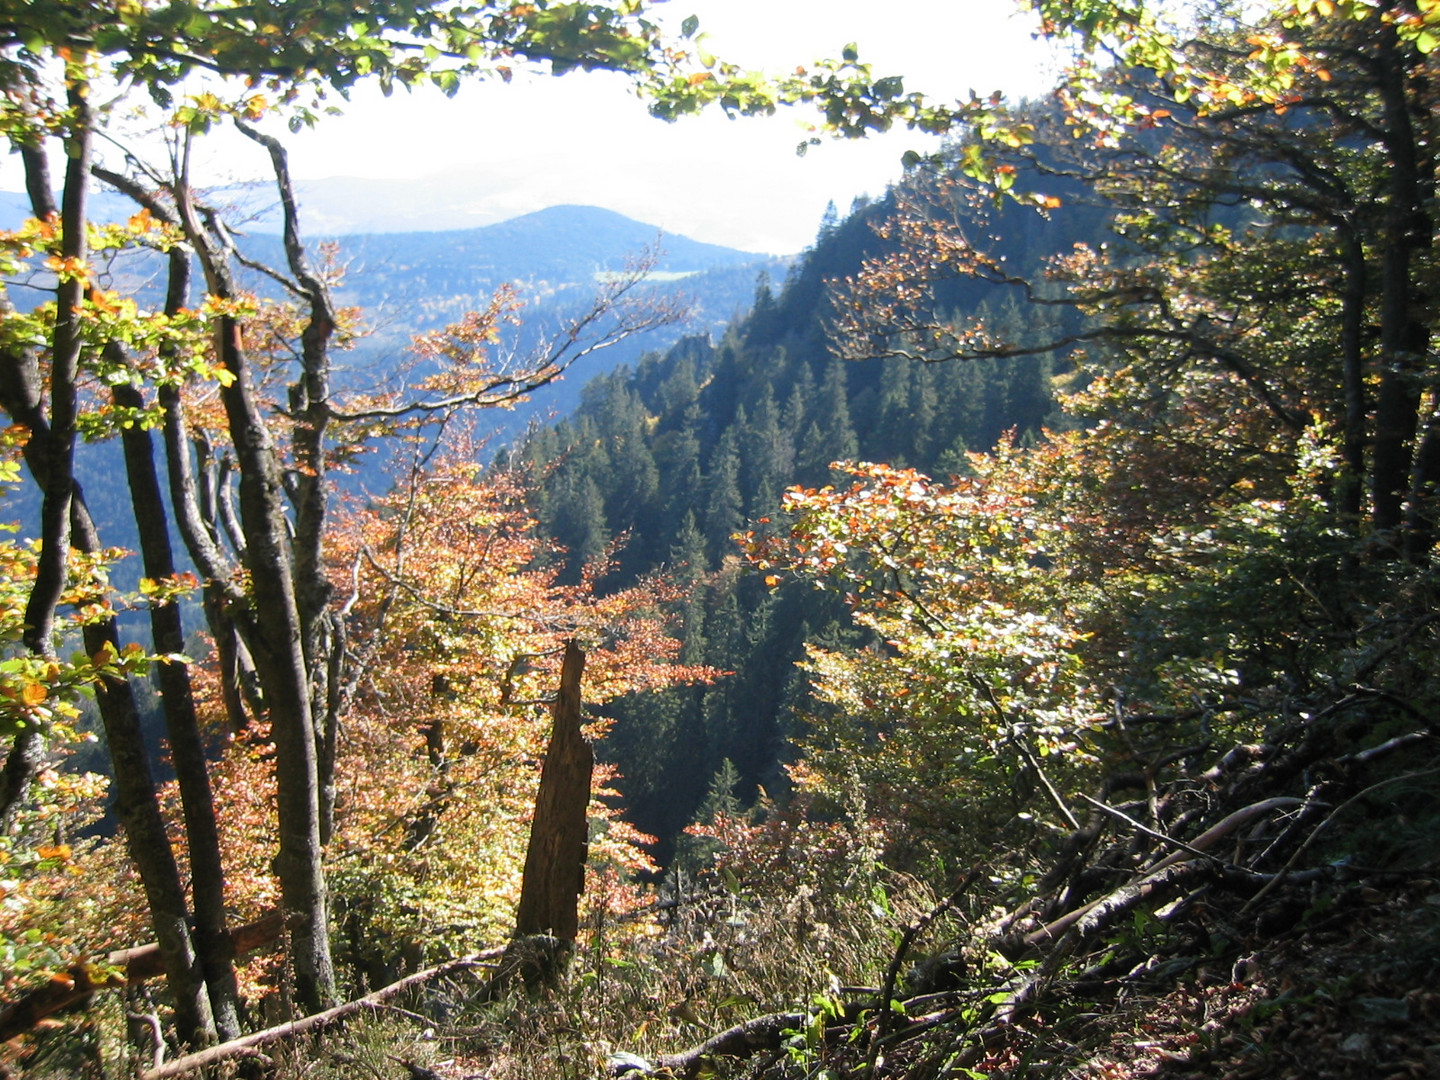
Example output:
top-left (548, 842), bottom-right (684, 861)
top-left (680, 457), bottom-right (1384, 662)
top-left (37, 844), bottom-right (71, 861)
top-left (21, 681), bottom-right (46, 706)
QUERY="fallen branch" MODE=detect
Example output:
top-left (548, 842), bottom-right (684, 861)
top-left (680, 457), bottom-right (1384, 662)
top-left (651, 1011), bottom-right (806, 1079)
top-left (1070, 859), bottom-right (1211, 940)
top-left (1242, 765), bottom-right (1440, 914)
top-left (871, 867), bottom-right (983, 1063)
top-left (0, 909), bottom-right (284, 1042)
top-left (1078, 794), bottom-right (1225, 867)
top-left (1341, 731), bottom-right (1434, 768)
top-left (111, 908), bottom-right (285, 983)
top-left (1023, 796), bottom-right (1301, 946)
top-left (139, 947), bottom-right (504, 1080)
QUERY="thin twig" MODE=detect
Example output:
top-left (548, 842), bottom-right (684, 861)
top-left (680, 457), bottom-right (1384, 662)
top-left (869, 867), bottom-right (984, 1074)
top-left (1078, 793), bottom-right (1227, 867)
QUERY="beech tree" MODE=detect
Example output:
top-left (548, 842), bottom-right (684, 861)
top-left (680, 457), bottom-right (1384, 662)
top-left (840, 0), bottom-right (1440, 559)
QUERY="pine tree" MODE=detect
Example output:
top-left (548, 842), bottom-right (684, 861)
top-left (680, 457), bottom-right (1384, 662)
top-left (702, 429), bottom-right (744, 562)
top-left (799, 356), bottom-right (859, 481)
top-left (876, 359), bottom-right (912, 464)
top-left (742, 386), bottom-right (794, 520)
top-left (672, 757), bottom-right (744, 873)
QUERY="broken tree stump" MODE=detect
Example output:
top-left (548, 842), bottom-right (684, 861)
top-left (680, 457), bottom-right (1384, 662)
top-left (514, 638), bottom-right (593, 948)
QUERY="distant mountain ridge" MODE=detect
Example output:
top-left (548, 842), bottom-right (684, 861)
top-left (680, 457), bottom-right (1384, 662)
top-left (0, 192), bottom-right (780, 376)
top-left (0, 192), bottom-right (789, 545)
top-left (273, 204), bottom-right (785, 416)
top-left (306, 204), bottom-right (768, 321)
top-left (329, 204), bottom-right (762, 280)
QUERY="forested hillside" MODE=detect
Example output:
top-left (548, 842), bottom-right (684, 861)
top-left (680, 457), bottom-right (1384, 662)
top-left (509, 191), bottom-right (1085, 857)
top-left (3, 3), bottom-right (1440, 1080)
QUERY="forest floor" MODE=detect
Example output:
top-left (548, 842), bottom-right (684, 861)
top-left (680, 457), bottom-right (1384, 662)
top-left (309, 871), bottom-right (1440, 1080)
top-left (1057, 874), bottom-right (1440, 1080)
top-left (814, 863), bottom-right (1440, 1080)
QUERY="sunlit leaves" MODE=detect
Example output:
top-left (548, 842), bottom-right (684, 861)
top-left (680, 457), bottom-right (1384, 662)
top-left (305, 451), bottom-right (716, 961)
top-left (741, 451), bottom-right (1103, 854)
top-left (0, 765), bottom-right (112, 992)
top-left (0, 537), bottom-right (155, 742)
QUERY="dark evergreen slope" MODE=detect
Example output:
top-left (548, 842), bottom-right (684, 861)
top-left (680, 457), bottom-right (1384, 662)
top-left (512, 186), bottom-right (1105, 863)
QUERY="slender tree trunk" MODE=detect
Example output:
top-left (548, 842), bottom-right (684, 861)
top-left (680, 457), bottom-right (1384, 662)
top-left (236, 120), bottom-right (345, 845)
top-left (106, 160), bottom-right (338, 1010)
top-left (1337, 226), bottom-right (1368, 530)
top-left (0, 728), bottom-right (42, 831)
top-left (215, 309), bottom-right (337, 1011)
top-left (1370, 20), bottom-right (1431, 545)
top-left (113, 367), bottom-right (243, 1038)
top-left (0, 95), bottom-right (216, 1045)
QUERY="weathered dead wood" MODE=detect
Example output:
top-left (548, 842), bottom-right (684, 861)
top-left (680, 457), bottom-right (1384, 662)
top-left (137, 948), bottom-right (503, 1080)
top-left (1242, 764), bottom-right (1440, 913)
top-left (0, 909), bottom-right (284, 1043)
top-left (515, 638), bottom-right (593, 942)
top-left (113, 908), bottom-right (285, 984)
top-left (1341, 730), bottom-right (1434, 767)
top-left (1069, 859), bottom-right (1211, 940)
top-left (649, 1011), bottom-right (806, 1078)
top-left (1023, 796), bottom-right (1302, 947)
top-left (1078, 794), bottom-right (1225, 867)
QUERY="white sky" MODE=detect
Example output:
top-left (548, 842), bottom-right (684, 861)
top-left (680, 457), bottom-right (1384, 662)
top-left (19, 0), bottom-right (1064, 254)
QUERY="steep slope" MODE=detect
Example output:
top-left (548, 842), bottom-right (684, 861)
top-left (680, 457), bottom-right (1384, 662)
top-left (513, 188), bottom-right (1100, 861)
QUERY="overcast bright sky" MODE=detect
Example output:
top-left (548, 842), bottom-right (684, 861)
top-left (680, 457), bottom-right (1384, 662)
top-left (17, 1), bottom-right (1064, 254)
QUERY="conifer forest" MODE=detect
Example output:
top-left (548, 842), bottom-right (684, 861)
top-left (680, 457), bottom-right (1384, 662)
top-left (2, 2), bottom-right (1440, 1078)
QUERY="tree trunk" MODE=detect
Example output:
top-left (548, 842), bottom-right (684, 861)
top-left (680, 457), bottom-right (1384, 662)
top-left (1370, 20), bottom-right (1432, 545)
top-left (515, 640), bottom-right (594, 941)
top-left (1337, 226), bottom-right (1368, 530)
top-left (0, 103), bottom-right (216, 1046)
top-left (114, 365), bottom-right (244, 1038)
top-left (216, 310), bottom-right (338, 1012)
top-left (235, 120), bottom-right (345, 846)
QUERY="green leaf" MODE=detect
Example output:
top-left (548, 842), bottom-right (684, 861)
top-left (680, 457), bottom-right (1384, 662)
top-left (873, 75), bottom-right (903, 99)
top-left (681, 14), bottom-right (699, 38)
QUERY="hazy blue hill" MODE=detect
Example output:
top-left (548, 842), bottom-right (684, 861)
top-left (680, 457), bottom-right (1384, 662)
top-left (287, 204), bottom-right (776, 375)
top-left (245, 205), bottom-right (788, 442)
top-left (0, 189), bottom-right (785, 542)
top-left (0, 186), bottom-right (782, 419)
top-left (303, 204), bottom-right (764, 308)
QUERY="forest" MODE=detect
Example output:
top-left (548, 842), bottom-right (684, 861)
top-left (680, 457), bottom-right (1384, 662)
top-left (2, 1), bottom-right (1439, 1078)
